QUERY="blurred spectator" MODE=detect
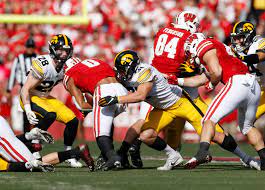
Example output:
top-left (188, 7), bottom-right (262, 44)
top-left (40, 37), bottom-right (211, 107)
top-left (6, 37), bottom-right (37, 132)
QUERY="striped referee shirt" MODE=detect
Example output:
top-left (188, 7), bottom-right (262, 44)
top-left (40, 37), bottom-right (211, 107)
top-left (6, 53), bottom-right (37, 92)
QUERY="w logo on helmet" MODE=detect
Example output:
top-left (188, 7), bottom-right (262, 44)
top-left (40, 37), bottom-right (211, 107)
top-left (120, 54), bottom-right (134, 65)
top-left (184, 13), bottom-right (196, 22)
top-left (243, 23), bottom-right (254, 32)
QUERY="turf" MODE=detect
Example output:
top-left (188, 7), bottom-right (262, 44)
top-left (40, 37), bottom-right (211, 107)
top-left (1, 141), bottom-right (265, 190)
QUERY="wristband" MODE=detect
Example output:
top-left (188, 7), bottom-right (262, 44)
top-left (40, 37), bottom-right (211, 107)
top-left (177, 78), bottom-right (184, 86)
top-left (24, 104), bottom-right (32, 113)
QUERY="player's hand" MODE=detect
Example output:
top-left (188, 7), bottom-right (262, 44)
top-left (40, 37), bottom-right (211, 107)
top-left (98, 96), bottom-right (118, 107)
top-left (26, 111), bottom-right (39, 125)
top-left (24, 104), bottom-right (39, 125)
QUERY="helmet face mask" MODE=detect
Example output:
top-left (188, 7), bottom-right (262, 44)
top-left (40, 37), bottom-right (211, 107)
top-left (49, 34), bottom-right (73, 70)
top-left (231, 21), bottom-right (256, 52)
top-left (114, 50), bottom-right (140, 82)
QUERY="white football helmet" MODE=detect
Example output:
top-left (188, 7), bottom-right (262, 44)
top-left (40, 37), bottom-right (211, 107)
top-left (172, 11), bottom-right (199, 33)
top-left (184, 33), bottom-right (206, 65)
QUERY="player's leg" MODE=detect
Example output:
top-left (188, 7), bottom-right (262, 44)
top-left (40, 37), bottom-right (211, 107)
top-left (0, 117), bottom-right (54, 172)
top-left (237, 80), bottom-right (265, 170)
top-left (165, 117), bottom-right (185, 151)
top-left (254, 90), bottom-right (265, 135)
top-left (41, 144), bottom-right (94, 171)
top-left (128, 102), bottom-right (153, 168)
top-left (186, 76), bottom-right (253, 168)
top-left (94, 84), bottom-right (127, 170)
top-left (139, 107), bottom-right (184, 170)
top-left (47, 97), bottom-right (81, 167)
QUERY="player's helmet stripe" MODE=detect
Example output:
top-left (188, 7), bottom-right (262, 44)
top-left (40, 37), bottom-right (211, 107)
top-left (62, 34), bottom-right (69, 46)
top-left (232, 21), bottom-right (240, 33)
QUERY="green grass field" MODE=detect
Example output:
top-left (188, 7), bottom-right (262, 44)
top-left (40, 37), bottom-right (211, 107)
top-left (1, 141), bottom-right (265, 190)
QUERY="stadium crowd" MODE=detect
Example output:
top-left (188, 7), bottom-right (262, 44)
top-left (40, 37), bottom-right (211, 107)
top-left (0, 0), bottom-right (264, 139)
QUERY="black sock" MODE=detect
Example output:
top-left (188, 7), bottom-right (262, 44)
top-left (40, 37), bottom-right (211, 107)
top-left (64, 117), bottom-right (79, 146)
top-left (58, 147), bottom-right (81, 163)
top-left (8, 162), bottom-right (29, 172)
top-left (220, 134), bottom-right (237, 152)
top-left (199, 142), bottom-right (210, 152)
top-left (36, 112), bottom-right (56, 131)
top-left (148, 136), bottom-right (167, 151)
top-left (258, 148), bottom-right (265, 160)
top-left (96, 136), bottom-right (115, 160)
top-left (119, 141), bottom-right (131, 154)
top-left (131, 139), bottom-right (142, 151)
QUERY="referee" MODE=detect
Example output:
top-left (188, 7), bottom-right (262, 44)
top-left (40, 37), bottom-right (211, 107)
top-left (6, 37), bottom-right (37, 132)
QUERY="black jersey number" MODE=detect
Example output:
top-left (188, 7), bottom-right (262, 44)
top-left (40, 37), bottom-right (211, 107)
top-left (38, 57), bottom-right (49, 66)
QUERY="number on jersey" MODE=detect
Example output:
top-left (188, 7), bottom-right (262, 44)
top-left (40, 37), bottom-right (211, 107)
top-left (81, 59), bottom-right (100, 68)
top-left (155, 34), bottom-right (179, 59)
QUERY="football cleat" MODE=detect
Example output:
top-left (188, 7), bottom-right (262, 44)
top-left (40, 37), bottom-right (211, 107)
top-left (102, 155), bottom-right (122, 171)
top-left (95, 154), bottom-right (106, 171)
top-left (65, 158), bottom-right (83, 168)
top-left (27, 128), bottom-right (54, 144)
top-left (129, 146), bottom-right (143, 169)
top-left (240, 158), bottom-right (261, 171)
top-left (184, 152), bottom-right (212, 169)
top-left (79, 144), bottom-right (94, 171)
top-left (157, 151), bottom-right (183, 171)
top-left (26, 160), bottom-right (55, 172)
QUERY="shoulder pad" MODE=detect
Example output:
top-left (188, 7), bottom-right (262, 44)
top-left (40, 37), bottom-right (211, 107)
top-left (31, 58), bottom-right (44, 79)
top-left (258, 38), bottom-right (265, 50)
top-left (136, 66), bottom-right (153, 84)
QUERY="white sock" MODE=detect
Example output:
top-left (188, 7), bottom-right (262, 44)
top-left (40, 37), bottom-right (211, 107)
top-left (65, 146), bottom-right (72, 151)
top-left (32, 139), bottom-right (40, 144)
top-left (163, 145), bottom-right (176, 156)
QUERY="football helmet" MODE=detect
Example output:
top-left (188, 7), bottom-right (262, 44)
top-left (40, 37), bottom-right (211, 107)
top-left (230, 21), bottom-right (256, 52)
top-left (172, 11), bottom-right (199, 33)
top-left (48, 34), bottom-right (73, 70)
top-left (114, 50), bottom-right (140, 82)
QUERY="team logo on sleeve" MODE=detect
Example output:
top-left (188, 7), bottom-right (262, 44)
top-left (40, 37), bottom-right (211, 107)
top-left (120, 54), bottom-right (134, 65)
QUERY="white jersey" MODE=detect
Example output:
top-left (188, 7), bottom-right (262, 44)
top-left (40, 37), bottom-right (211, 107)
top-left (125, 63), bottom-right (182, 109)
top-left (30, 54), bottom-right (64, 97)
top-left (238, 36), bottom-right (265, 88)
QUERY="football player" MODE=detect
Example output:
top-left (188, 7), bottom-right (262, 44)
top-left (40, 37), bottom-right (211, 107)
top-left (230, 21), bottom-right (265, 132)
top-left (0, 116), bottom-right (94, 172)
top-left (120, 11), bottom-right (259, 170)
top-left (181, 33), bottom-right (265, 170)
top-left (20, 34), bottom-right (82, 167)
top-left (63, 57), bottom-right (128, 170)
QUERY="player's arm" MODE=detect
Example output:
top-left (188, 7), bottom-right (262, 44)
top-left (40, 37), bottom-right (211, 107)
top-left (178, 73), bottom-right (209, 87)
top-left (65, 77), bottom-right (93, 110)
top-left (202, 49), bottom-right (222, 86)
top-left (20, 71), bottom-right (42, 125)
top-left (98, 82), bottom-right (153, 107)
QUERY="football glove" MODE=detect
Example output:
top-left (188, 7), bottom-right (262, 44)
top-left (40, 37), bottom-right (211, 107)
top-left (98, 96), bottom-right (119, 107)
top-left (204, 81), bottom-right (214, 93)
top-left (24, 104), bottom-right (39, 125)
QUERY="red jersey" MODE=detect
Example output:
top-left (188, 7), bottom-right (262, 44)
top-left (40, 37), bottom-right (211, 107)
top-left (195, 38), bottom-right (249, 84)
top-left (152, 26), bottom-right (191, 75)
top-left (63, 58), bottom-right (115, 94)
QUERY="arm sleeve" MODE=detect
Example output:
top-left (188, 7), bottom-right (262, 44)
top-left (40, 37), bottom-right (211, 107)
top-left (196, 40), bottom-right (215, 59)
